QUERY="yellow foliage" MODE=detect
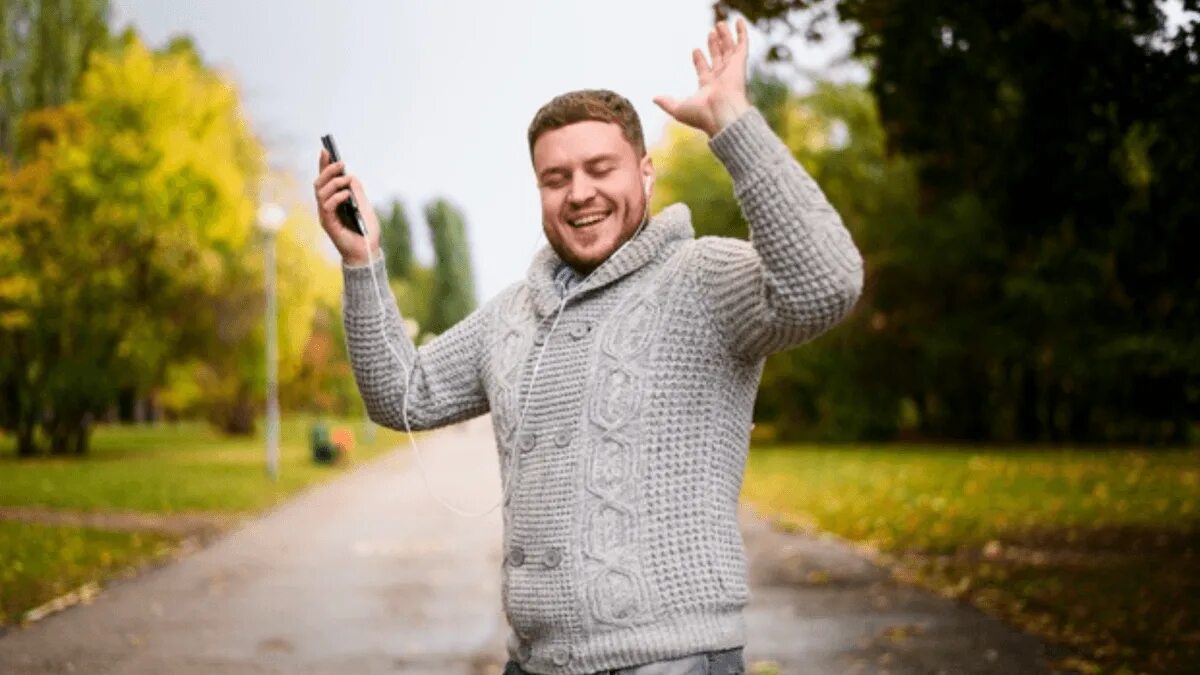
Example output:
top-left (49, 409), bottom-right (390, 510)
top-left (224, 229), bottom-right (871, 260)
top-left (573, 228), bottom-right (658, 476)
top-left (72, 36), bottom-right (262, 254)
top-left (1, 34), bottom-right (341, 429)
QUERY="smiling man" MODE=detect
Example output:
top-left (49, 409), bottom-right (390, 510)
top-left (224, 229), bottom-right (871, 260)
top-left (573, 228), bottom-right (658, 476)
top-left (314, 18), bottom-right (863, 675)
top-left (530, 92), bottom-right (653, 276)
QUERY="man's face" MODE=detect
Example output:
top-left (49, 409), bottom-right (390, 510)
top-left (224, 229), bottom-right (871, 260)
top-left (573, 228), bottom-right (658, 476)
top-left (532, 121), bottom-right (652, 274)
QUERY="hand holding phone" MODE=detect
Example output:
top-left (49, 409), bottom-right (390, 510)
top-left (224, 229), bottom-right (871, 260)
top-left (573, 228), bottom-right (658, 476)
top-left (320, 134), bottom-right (367, 236)
top-left (315, 135), bottom-right (380, 265)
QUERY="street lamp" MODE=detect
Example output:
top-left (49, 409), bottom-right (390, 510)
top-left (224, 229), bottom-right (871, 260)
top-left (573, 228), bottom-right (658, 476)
top-left (257, 202), bottom-right (286, 481)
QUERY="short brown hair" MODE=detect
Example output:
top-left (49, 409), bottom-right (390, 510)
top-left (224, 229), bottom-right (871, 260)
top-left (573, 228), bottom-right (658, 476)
top-left (527, 89), bottom-right (646, 158)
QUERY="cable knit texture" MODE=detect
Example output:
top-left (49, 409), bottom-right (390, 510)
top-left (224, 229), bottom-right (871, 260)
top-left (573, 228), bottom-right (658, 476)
top-left (341, 108), bottom-right (864, 675)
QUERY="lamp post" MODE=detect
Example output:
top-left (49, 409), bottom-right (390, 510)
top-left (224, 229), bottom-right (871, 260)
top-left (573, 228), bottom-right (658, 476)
top-left (257, 202), bottom-right (286, 480)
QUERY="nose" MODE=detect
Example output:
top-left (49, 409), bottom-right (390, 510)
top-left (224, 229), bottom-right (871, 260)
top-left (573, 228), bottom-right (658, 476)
top-left (567, 175), bottom-right (597, 207)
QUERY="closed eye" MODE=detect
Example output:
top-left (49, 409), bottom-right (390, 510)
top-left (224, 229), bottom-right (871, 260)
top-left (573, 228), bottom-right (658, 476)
top-left (539, 172), bottom-right (568, 189)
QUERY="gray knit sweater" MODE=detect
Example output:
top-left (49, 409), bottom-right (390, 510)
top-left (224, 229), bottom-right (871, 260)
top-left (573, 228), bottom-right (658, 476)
top-left (341, 108), bottom-right (864, 674)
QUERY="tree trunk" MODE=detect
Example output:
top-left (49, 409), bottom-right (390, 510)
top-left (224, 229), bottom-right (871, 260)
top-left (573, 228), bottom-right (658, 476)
top-left (72, 413), bottom-right (92, 455)
top-left (16, 417), bottom-right (38, 457)
top-left (48, 416), bottom-right (70, 455)
top-left (212, 395), bottom-right (257, 436)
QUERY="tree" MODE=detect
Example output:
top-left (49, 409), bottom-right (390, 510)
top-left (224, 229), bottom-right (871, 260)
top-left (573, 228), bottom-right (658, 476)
top-left (0, 0), bottom-right (110, 160)
top-left (377, 198), bottom-right (415, 279)
top-left (424, 199), bottom-right (478, 335)
top-left (653, 72), bottom-right (919, 441)
top-left (160, 205), bottom-right (331, 434)
top-left (712, 1), bottom-right (1200, 443)
top-left (0, 34), bottom-right (275, 452)
top-left (279, 300), bottom-right (363, 417)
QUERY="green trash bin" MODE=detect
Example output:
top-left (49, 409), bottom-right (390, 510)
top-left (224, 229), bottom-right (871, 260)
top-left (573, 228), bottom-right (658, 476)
top-left (310, 421), bottom-right (335, 464)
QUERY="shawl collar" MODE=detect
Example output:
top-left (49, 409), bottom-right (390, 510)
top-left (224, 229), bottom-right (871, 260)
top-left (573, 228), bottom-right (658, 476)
top-left (525, 203), bottom-right (695, 317)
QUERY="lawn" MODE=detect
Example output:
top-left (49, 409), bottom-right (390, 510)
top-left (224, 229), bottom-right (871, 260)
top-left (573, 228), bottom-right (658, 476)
top-left (0, 416), bottom-right (403, 513)
top-left (742, 444), bottom-right (1200, 674)
top-left (0, 521), bottom-right (175, 625)
top-left (0, 416), bottom-right (407, 625)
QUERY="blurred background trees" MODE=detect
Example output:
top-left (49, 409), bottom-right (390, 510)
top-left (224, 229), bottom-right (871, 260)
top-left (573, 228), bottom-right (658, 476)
top-left (672, 0), bottom-right (1200, 444)
top-left (0, 0), bottom-right (479, 454)
top-left (654, 73), bottom-right (921, 442)
top-left (0, 0), bottom-right (110, 160)
top-left (1, 0), bottom-right (1194, 453)
top-left (374, 198), bottom-right (478, 344)
top-left (425, 199), bottom-right (478, 335)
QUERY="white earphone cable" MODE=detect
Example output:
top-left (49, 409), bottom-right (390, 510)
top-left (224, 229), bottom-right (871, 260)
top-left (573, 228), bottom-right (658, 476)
top-left (359, 182), bottom-right (655, 518)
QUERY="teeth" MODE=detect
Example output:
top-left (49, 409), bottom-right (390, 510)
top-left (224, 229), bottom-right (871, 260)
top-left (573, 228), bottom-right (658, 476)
top-left (570, 214), bottom-right (607, 227)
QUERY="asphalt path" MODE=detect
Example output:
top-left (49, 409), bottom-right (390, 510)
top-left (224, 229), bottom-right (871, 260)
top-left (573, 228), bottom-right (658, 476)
top-left (0, 417), bottom-right (1061, 674)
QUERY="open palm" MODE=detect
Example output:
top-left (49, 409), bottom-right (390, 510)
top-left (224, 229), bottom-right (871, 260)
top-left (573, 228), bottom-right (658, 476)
top-left (654, 18), bottom-right (752, 138)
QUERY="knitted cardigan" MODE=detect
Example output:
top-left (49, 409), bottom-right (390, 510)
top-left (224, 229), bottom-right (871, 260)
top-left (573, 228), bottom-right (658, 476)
top-left (341, 108), bottom-right (864, 674)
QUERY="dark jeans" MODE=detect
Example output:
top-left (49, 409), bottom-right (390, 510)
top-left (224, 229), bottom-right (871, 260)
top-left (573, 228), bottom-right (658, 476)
top-left (503, 646), bottom-right (745, 675)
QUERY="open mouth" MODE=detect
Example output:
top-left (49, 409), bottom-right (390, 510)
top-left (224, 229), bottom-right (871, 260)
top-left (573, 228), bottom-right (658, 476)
top-left (567, 212), bottom-right (610, 228)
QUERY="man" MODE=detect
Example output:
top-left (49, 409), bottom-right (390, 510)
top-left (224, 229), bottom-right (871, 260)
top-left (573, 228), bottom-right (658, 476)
top-left (314, 19), bottom-right (863, 675)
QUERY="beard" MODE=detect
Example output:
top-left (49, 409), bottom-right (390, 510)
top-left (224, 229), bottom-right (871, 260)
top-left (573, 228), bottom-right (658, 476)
top-left (547, 192), bottom-right (649, 274)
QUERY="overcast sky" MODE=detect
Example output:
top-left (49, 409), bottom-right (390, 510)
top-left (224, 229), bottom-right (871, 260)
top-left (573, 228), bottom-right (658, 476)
top-left (108, 1), bottom-right (866, 299)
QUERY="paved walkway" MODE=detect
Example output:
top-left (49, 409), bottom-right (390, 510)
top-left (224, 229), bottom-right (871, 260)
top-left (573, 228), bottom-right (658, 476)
top-left (0, 418), bottom-right (1060, 674)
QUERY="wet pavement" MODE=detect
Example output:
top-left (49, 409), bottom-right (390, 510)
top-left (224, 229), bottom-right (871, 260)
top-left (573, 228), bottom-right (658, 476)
top-left (0, 417), bottom-right (1060, 674)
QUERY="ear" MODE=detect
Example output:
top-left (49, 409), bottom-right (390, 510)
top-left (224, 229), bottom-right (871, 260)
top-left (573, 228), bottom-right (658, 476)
top-left (640, 155), bottom-right (655, 196)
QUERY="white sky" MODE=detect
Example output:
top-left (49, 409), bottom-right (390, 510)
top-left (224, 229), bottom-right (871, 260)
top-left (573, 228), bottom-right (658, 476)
top-left (109, 1), bottom-right (867, 300)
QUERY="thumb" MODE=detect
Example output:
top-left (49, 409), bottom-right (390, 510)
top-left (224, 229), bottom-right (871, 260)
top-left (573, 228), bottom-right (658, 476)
top-left (653, 96), bottom-right (680, 117)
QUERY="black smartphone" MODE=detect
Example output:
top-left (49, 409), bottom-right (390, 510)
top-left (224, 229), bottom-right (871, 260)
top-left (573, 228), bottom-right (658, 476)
top-left (320, 134), bottom-right (367, 236)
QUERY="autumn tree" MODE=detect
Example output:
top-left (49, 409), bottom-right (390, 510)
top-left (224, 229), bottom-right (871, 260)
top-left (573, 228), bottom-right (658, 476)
top-left (0, 34), bottom-right (262, 451)
top-left (0, 34), bottom-right (336, 450)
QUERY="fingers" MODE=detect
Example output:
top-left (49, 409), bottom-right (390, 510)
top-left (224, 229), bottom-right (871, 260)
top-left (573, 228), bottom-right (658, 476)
top-left (348, 176), bottom-right (368, 203)
top-left (653, 96), bottom-right (679, 117)
top-left (705, 19), bottom-right (745, 75)
top-left (313, 160), bottom-right (346, 192)
top-left (348, 176), bottom-right (375, 223)
top-left (315, 173), bottom-right (351, 203)
top-left (708, 28), bottom-right (724, 71)
top-left (691, 48), bottom-right (712, 80)
top-left (717, 19), bottom-right (746, 58)
top-left (318, 148), bottom-right (329, 172)
top-left (322, 187), bottom-right (352, 215)
top-left (717, 22), bottom-right (734, 59)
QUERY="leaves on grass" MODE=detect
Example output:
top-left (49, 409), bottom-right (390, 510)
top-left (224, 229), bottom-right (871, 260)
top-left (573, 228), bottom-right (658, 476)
top-left (880, 622), bottom-right (925, 644)
top-left (743, 445), bottom-right (1200, 672)
top-left (0, 522), bottom-right (175, 625)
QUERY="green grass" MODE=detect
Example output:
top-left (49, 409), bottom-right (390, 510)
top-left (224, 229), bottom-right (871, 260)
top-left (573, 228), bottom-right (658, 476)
top-left (742, 444), bottom-right (1200, 674)
top-left (0, 416), bottom-right (405, 513)
top-left (0, 521), bottom-right (176, 625)
top-left (0, 416), bottom-right (407, 626)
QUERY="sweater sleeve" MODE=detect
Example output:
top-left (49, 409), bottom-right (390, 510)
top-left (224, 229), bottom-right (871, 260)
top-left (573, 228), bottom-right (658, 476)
top-left (696, 107), bottom-right (864, 361)
top-left (342, 256), bottom-right (489, 431)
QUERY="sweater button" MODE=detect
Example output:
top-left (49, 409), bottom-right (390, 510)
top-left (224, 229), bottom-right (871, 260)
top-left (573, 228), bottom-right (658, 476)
top-left (542, 546), bottom-right (563, 569)
top-left (569, 322), bottom-right (592, 340)
top-left (553, 430), bottom-right (572, 447)
top-left (550, 646), bottom-right (571, 666)
top-left (508, 546), bottom-right (525, 567)
top-left (518, 432), bottom-right (537, 454)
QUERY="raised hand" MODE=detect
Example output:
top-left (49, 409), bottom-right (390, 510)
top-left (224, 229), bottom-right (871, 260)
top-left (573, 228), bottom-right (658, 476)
top-left (314, 149), bottom-right (382, 266)
top-left (654, 18), bottom-right (752, 138)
